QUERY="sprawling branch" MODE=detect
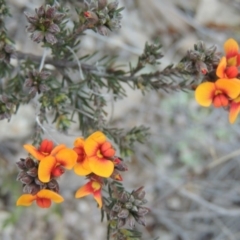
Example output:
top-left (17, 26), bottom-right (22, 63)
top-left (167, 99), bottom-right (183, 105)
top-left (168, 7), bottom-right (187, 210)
top-left (16, 50), bottom-right (189, 91)
top-left (16, 51), bottom-right (95, 71)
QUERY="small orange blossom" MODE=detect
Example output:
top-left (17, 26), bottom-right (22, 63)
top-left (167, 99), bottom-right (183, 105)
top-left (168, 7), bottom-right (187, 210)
top-left (75, 179), bottom-right (102, 208)
top-left (229, 96), bottom-right (240, 123)
top-left (24, 140), bottom-right (78, 183)
top-left (84, 131), bottom-right (115, 178)
top-left (216, 38), bottom-right (240, 78)
top-left (24, 139), bottom-right (54, 161)
top-left (38, 144), bottom-right (78, 182)
top-left (73, 137), bottom-right (92, 176)
top-left (16, 189), bottom-right (64, 208)
top-left (195, 79), bottom-right (240, 108)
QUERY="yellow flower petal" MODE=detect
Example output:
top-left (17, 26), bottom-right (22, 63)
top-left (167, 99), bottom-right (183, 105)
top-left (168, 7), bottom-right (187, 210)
top-left (23, 144), bottom-right (46, 161)
top-left (75, 181), bottom-right (102, 207)
top-left (74, 161), bottom-right (92, 176)
top-left (84, 138), bottom-right (99, 157)
top-left (84, 131), bottom-right (108, 157)
top-left (75, 182), bottom-right (92, 198)
top-left (88, 156), bottom-right (114, 177)
top-left (37, 189), bottom-right (64, 203)
top-left (216, 79), bottom-right (240, 99)
top-left (93, 190), bottom-right (102, 208)
top-left (55, 148), bottom-right (78, 169)
top-left (227, 56), bottom-right (238, 67)
top-left (38, 155), bottom-right (57, 183)
top-left (229, 96), bottom-right (240, 123)
top-left (216, 57), bottom-right (227, 78)
top-left (88, 131), bottom-right (106, 143)
top-left (74, 137), bottom-right (85, 148)
top-left (229, 104), bottom-right (240, 124)
top-left (16, 194), bottom-right (36, 206)
top-left (195, 82), bottom-right (215, 107)
top-left (224, 38), bottom-right (239, 61)
top-left (51, 144), bottom-right (66, 156)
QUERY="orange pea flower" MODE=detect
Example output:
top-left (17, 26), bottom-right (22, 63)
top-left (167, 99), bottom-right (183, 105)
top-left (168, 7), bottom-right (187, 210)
top-left (73, 137), bottom-right (92, 176)
top-left (229, 96), bottom-right (240, 123)
top-left (38, 144), bottom-right (78, 182)
top-left (24, 139), bottom-right (54, 161)
top-left (75, 179), bottom-right (102, 208)
top-left (24, 139), bottom-right (78, 183)
top-left (216, 57), bottom-right (238, 78)
top-left (84, 131), bottom-right (115, 178)
top-left (216, 38), bottom-right (240, 78)
top-left (224, 38), bottom-right (240, 66)
top-left (16, 189), bottom-right (64, 208)
top-left (195, 79), bottom-right (240, 108)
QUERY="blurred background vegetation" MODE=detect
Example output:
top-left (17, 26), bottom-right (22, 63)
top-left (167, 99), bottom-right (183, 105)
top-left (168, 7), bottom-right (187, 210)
top-left (2, 0), bottom-right (240, 239)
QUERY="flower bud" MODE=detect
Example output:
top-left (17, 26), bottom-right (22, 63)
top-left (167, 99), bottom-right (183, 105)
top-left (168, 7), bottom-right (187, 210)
top-left (47, 179), bottom-right (58, 189)
top-left (23, 183), bottom-right (40, 195)
top-left (16, 171), bottom-right (25, 181)
top-left (124, 202), bottom-right (133, 210)
top-left (98, 0), bottom-right (107, 10)
top-left (109, 210), bottom-right (118, 219)
top-left (108, 1), bottom-right (119, 11)
top-left (112, 203), bottom-right (121, 212)
top-left (24, 12), bottom-right (38, 24)
top-left (45, 32), bottom-right (57, 45)
top-left (134, 216), bottom-right (146, 226)
top-left (27, 167), bottom-right (38, 177)
top-left (196, 41), bottom-right (205, 51)
top-left (131, 205), bottom-right (138, 212)
top-left (118, 209), bottom-right (129, 219)
top-left (129, 195), bottom-right (135, 203)
top-left (138, 207), bottom-right (150, 216)
top-left (132, 186), bottom-right (145, 200)
top-left (225, 66), bottom-right (238, 78)
top-left (126, 215), bottom-right (135, 229)
top-left (18, 172), bottom-right (33, 184)
top-left (35, 5), bottom-right (45, 17)
top-left (45, 5), bottom-right (56, 19)
top-left (196, 61), bottom-right (208, 75)
top-left (84, 11), bottom-right (99, 22)
top-left (48, 23), bottom-right (60, 33)
top-left (35, 177), bottom-right (45, 186)
top-left (16, 159), bottom-right (27, 170)
top-left (110, 171), bottom-right (123, 181)
top-left (114, 158), bottom-right (128, 171)
top-left (97, 25), bottom-right (109, 36)
top-left (25, 157), bottom-right (35, 169)
top-left (117, 218), bottom-right (125, 228)
top-left (120, 191), bottom-right (129, 202)
top-left (31, 31), bottom-right (44, 43)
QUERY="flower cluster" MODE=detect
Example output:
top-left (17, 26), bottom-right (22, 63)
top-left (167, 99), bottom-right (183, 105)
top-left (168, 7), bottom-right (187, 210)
top-left (16, 131), bottom-right (128, 209)
top-left (106, 186), bottom-right (149, 231)
top-left (25, 5), bottom-right (65, 45)
top-left (195, 38), bottom-right (240, 123)
top-left (73, 131), bottom-right (125, 208)
top-left (16, 139), bottom-right (77, 208)
top-left (25, 70), bottom-right (50, 98)
top-left (79, 0), bottom-right (123, 36)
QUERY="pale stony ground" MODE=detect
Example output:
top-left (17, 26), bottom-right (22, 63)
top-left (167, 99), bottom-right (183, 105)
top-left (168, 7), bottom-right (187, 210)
top-left (2, 0), bottom-right (240, 240)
